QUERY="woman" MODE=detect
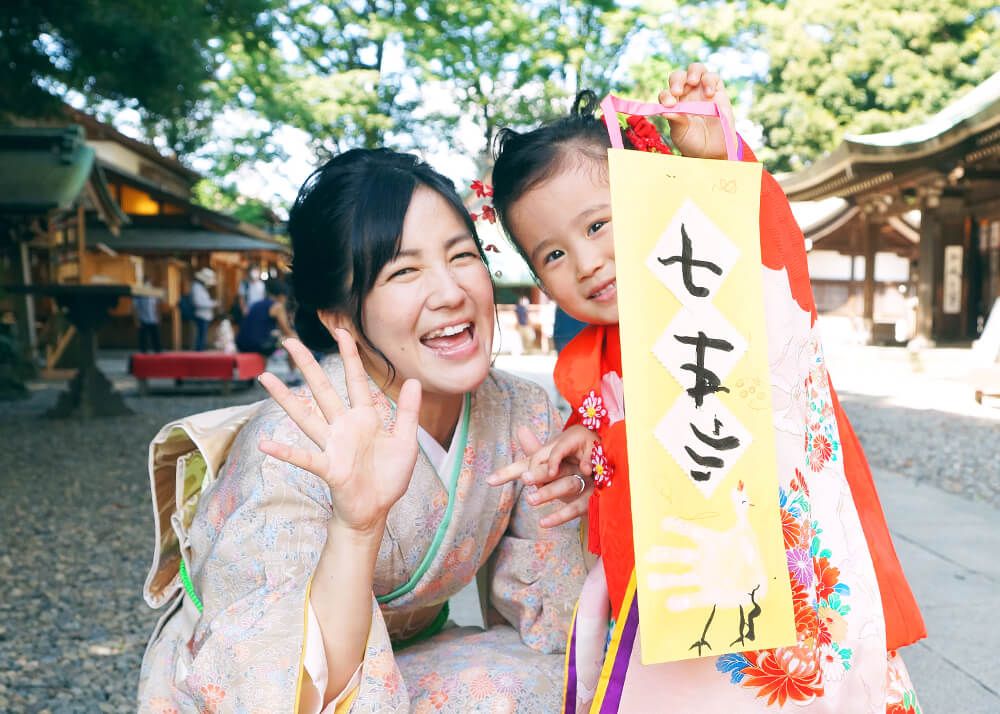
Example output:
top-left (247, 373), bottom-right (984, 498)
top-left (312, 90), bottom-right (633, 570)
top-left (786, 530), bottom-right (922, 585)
top-left (137, 148), bottom-right (590, 712)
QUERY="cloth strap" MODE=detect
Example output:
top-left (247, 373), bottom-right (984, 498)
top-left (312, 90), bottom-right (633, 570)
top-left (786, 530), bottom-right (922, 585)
top-left (599, 95), bottom-right (739, 161)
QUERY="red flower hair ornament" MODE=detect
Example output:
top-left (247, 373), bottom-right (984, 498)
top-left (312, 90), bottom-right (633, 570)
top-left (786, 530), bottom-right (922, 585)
top-left (469, 180), bottom-right (497, 225)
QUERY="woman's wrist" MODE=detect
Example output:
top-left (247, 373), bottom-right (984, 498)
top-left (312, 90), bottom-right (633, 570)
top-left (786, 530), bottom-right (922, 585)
top-left (325, 517), bottom-right (386, 553)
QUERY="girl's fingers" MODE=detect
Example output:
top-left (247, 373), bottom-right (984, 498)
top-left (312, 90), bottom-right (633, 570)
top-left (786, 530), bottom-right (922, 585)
top-left (539, 499), bottom-right (589, 529)
top-left (334, 329), bottom-right (374, 409)
top-left (668, 69), bottom-right (688, 95)
top-left (259, 438), bottom-right (330, 477)
top-left (686, 62), bottom-right (706, 87)
top-left (521, 461), bottom-right (552, 487)
top-left (703, 72), bottom-right (720, 97)
top-left (283, 338), bottom-right (345, 424)
top-left (547, 436), bottom-right (586, 477)
top-left (259, 371), bottom-right (329, 447)
top-left (528, 441), bottom-right (554, 476)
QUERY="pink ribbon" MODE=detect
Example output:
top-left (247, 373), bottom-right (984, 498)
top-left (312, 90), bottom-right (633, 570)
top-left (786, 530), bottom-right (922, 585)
top-left (599, 95), bottom-right (739, 161)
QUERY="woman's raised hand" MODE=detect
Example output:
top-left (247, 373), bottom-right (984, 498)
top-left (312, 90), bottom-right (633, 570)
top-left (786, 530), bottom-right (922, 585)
top-left (658, 62), bottom-right (737, 161)
top-left (257, 332), bottom-right (422, 535)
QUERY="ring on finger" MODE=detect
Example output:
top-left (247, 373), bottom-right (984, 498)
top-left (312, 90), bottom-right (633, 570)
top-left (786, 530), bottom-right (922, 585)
top-left (572, 474), bottom-right (587, 496)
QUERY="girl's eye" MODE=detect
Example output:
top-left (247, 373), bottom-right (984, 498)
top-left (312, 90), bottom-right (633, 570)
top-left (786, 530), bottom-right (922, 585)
top-left (543, 249), bottom-right (565, 265)
top-left (587, 221), bottom-right (608, 237)
top-left (451, 251), bottom-right (479, 262)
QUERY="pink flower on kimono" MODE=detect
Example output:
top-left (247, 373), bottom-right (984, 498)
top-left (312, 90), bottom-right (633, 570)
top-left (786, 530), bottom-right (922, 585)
top-left (600, 370), bottom-right (626, 424)
top-left (591, 442), bottom-right (613, 488)
top-left (578, 390), bottom-right (608, 430)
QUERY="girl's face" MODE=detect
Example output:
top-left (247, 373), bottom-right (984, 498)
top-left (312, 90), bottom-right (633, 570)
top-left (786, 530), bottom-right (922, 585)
top-left (349, 186), bottom-right (495, 401)
top-left (507, 159), bottom-right (618, 325)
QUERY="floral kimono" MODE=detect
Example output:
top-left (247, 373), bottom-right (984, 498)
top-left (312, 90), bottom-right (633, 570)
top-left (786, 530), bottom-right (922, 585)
top-left (559, 144), bottom-right (926, 713)
top-left (137, 357), bottom-right (587, 713)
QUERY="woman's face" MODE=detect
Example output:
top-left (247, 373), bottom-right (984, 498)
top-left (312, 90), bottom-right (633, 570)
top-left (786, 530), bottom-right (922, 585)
top-left (353, 186), bottom-right (495, 400)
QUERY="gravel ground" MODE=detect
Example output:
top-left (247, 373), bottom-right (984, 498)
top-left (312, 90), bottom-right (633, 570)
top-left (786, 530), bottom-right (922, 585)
top-left (1, 362), bottom-right (998, 711)
top-left (839, 393), bottom-right (1000, 508)
top-left (0, 381), bottom-right (265, 713)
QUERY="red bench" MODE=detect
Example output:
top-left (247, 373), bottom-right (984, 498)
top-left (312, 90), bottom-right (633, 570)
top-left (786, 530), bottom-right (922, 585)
top-left (130, 351), bottom-right (266, 394)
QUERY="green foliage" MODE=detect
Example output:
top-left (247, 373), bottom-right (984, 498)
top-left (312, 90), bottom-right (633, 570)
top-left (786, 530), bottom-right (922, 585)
top-left (191, 179), bottom-right (278, 227)
top-left (637, 0), bottom-right (1000, 171)
top-left (0, 0), bottom-right (275, 150)
top-left (400, 0), bottom-right (641, 164)
top-left (8, 0), bottom-right (999, 190)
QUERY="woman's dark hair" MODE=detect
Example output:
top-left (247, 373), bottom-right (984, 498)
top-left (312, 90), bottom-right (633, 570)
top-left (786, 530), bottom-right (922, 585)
top-left (491, 90), bottom-right (634, 271)
top-left (288, 148), bottom-right (482, 360)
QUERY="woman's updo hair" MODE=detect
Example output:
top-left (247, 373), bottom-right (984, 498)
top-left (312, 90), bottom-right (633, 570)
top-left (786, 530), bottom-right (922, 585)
top-left (491, 90), bottom-right (634, 270)
top-left (288, 148), bottom-right (480, 353)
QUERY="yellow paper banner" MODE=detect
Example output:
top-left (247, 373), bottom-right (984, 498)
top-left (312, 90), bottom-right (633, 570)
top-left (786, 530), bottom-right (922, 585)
top-left (610, 149), bottom-right (796, 664)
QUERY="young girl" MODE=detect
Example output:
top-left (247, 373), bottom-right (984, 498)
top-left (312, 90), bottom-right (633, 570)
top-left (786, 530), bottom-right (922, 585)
top-left (488, 64), bottom-right (926, 712)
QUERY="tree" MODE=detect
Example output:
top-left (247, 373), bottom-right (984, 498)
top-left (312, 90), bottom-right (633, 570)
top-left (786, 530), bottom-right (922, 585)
top-left (0, 0), bottom-right (275, 152)
top-left (400, 0), bottom-right (643, 167)
top-left (637, 0), bottom-right (1000, 171)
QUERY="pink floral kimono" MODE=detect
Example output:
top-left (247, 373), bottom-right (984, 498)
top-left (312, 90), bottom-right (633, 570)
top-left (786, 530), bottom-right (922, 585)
top-left (559, 144), bottom-right (925, 713)
top-left (137, 357), bottom-right (587, 712)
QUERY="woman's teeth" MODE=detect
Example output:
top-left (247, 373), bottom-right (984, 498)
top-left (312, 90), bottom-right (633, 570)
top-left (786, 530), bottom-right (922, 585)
top-left (422, 322), bottom-right (472, 340)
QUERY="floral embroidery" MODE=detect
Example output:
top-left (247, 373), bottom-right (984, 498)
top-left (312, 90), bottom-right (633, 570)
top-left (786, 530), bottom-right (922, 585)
top-left (819, 643), bottom-right (852, 681)
top-left (717, 464), bottom-right (858, 704)
top-left (198, 683), bottom-right (226, 713)
top-left (578, 390), bottom-right (608, 430)
top-left (803, 345), bottom-right (841, 473)
top-left (885, 651), bottom-right (922, 713)
top-left (590, 443), bottom-right (613, 488)
top-left (740, 647), bottom-right (824, 706)
top-left (786, 547), bottom-right (812, 586)
top-left (813, 556), bottom-right (841, 601)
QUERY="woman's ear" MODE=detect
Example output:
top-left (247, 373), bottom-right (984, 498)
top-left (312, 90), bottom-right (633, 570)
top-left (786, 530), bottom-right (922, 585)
top-left (317, 310), bottom-right (358, 341)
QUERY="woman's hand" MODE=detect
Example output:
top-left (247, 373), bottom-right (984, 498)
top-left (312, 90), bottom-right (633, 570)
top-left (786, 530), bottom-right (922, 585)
top-left (257, 332), bottom-right (422, 536)
top-left (488, 425), bottom-right (596, 529)
top-left (658, 62), bottom-right (737, 161)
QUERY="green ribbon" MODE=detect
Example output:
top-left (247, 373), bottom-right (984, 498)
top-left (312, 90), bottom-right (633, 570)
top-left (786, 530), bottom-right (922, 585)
top-left (179, 557), bottom-right (204, 614)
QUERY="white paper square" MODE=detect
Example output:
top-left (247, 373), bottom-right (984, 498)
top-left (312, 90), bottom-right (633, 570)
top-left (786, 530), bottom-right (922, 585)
top-left (652, 304), bottom-right (748, 392)
top-left (653, 394), bottom-right (752, 497)
top-left (646, 198), bottom-right (740, 309)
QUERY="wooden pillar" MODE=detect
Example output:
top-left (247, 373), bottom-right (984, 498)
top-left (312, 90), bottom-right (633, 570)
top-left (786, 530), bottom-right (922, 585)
top-left (915, 185), bottom-right (943, 343)
top-left (77, 203), bottom-right (87, 282)
top-left (862, 218), bottom-right (878, 327)
top-left (18, 240), bottom-right (38, 358)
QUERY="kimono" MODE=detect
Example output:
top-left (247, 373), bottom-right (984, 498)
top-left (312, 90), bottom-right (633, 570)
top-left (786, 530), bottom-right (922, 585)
top-left (137, 357), bottom-right (587, 712)
top-left (559, 143), bottom-right (927, 713)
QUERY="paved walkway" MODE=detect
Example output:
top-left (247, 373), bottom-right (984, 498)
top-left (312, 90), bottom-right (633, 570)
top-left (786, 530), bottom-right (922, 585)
top-left (874, 467), bottom-right (1000, 713)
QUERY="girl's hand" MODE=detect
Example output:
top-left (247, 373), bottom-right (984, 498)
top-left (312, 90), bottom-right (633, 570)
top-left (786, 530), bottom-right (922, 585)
top-left (488, 425), bottom-right (596, 528)
top-left (658, 63), bottom-right (737, 161)
top-left (257, 332), bottom-right (422, 536)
